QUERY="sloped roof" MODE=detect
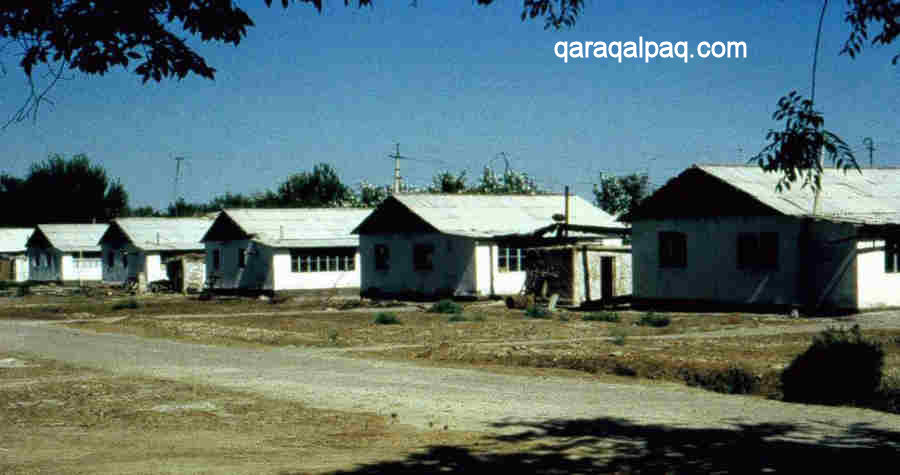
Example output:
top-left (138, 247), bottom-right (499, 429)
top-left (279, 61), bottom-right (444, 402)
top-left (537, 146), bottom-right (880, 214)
top-left (697, 165), bottom-right (900, 225)
top-left (204, 208), bottom-right (372, 248)
top-left (31, 224), bottom-right (108, 252)
top-left (0, 228), bottom-right (33, 254)
top-left (355, 194), bottom-right (624, 238)
top-left (103, 217), bottom-right (213, 251)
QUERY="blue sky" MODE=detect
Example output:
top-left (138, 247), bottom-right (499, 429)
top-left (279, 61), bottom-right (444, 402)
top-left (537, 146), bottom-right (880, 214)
top-left (1, 1), bottom-right (897, 210)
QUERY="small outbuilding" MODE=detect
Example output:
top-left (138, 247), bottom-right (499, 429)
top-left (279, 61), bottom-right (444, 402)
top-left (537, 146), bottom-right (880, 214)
top-left (0, 228), bottom-right (34, 282)
top-left (630, 164), bottom-right (900, 312)
top-left (200, 208), bottom-right (372, 293)
top-left (26, 224), bottom-right (108, 282)
top-left (98, 217), bottom-right (213, 286)
top-left (352, 194), bottom-right (628, 301)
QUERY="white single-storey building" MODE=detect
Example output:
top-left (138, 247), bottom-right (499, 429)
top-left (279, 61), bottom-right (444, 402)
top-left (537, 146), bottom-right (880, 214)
top-left (26, 224), bottom-right (108, 282)
top-left (0, 228), bottom-right (34, 282)
top-left (200, 208), bottom-right (372, 293)
top-left (352, 194), bottom-right (628, 300)
top-left (98, 217), bottom-right (213, 285)
top-left (630, 164), bottom-right (900, 312)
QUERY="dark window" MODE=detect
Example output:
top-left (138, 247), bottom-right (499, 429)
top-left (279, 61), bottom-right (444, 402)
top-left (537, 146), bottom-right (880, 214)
top-left (737, 232), bottom-right (778, 270)
top-left (498, 247), bottom-right (525, 272)
top-left (107, 252), bottom-right (115, 268)
top-left (212, 249), bottom-right (220, 271)
top-left (413, 243), bottom-right (434, 271)
top-left (374, 244), bottom-right (390, 271)
top-left (238, 249), bottom-right (246, 268)
top-left (659, 232), bottom-right (687, 268)
top-left (122, 253), bottom-right (128, 268)
top-left (886, 239), bottom-right (900, 273)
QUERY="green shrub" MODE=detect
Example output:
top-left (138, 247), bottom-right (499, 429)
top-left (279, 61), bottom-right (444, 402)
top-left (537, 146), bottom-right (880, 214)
top-left (429, 299), bottom-right (463, 314)
top-left (609, 328), bottom-right (628, 346)
top-left (584, 312), bottom-right (620, 322)
top-left (373, 312), bottom-right (401, 325)
top-left (470, 313), bottom-right (486, 322)
top-left (681, 366), bottom-right (758, 395)
top-left (780, 325), bottom-right (884, 405)
top-left (112, 299), bottom-right (140, 311)
top-left (525, 305), bottom-right (550, 319)
top-left (637, 312), bottom-right (670, 327)
top-left (447, 314), bottom-right (468, 323)
top-left (558, 313), bottom-right (570, 322)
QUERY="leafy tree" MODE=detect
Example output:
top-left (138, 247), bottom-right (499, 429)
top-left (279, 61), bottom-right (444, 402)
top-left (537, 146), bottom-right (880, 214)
top-left (474, 167), bottom-right (543, 194)
top-left (276, 163), bottom-right (352, 207)
top-left (592, 173), bottom-right (650, 219)
top-left (349, 181), bottom-right (390, 208)
top-left (14, 153), bottom-right (129, 224)
top-left (429, 171), bottom-right (467, 193)
top-left (125, 205), bottom-right (163, 217)
top-left (166, 197), bottom-right (209, 217)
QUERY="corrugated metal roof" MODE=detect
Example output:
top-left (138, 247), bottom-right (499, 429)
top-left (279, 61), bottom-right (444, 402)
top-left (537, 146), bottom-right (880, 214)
top-left (110, 217), bottom-right (213, 251)
top-left (390, 194), bottom-right (624, 238)
top-left (0, 228), bottom-right (33, 254)
top-left (224, 208), bottom-right (371, 248)
top-left (35, 224), bottom-right (108, 252)
top-left (699, 165), bottom-right (900, 225)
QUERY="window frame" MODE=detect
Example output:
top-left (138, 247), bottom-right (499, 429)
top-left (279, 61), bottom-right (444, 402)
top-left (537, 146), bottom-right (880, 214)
top-left (497, 246), bottom-right (525, 272)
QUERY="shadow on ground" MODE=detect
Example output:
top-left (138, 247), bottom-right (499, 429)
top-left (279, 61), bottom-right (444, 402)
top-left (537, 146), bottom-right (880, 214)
top-left (304, 417), bottom-right (900, 474)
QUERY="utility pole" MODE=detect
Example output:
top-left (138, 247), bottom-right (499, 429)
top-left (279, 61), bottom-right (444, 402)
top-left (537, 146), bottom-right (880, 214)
top-left (863, 137), bottom-right (876, 168)
top-left (388, 144), bottom-right (408, 194)
top-left (173, 156), bottom-right (185, 216)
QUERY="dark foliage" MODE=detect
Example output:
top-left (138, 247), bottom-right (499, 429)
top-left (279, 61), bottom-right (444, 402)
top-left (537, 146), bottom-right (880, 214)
top-left (752, 91), bottom-right (858, 192)
top-left (780, 325), bottom-right (884, 405)
top-left (593, 173), bottom-right (650, 220)
top-left (637, 312), bottom-right (670, 327)
top-left (680, 365), bottom-right (758, 395)
top-left (429, 299), bottom-right (463, 315)
top-left (842, 0), bottom-right (900, 64)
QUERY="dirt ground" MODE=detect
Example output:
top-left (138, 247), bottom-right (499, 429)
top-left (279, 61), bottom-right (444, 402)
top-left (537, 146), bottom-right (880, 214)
top-left (3, 294), bottom-right (900, 473)
top-left (32, 295), bottom-right (898, 399)
top-left (0, 352), bottom-right (498, 474)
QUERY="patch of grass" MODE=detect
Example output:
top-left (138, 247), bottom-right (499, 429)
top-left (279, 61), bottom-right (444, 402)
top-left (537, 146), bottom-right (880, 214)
top-left (326, 328), bottom-right (339, 345)
top-left (609, 328), bottom-right (628, 346)
top-left (637, 312), bottom-right (670, 328)
top-left (447, 314), bottom-right (468, 323)
top-left (429, 299), bottom-right (463, 314)
top-left (373, 312), bottom-right (401, 325)
top-left (583, 312), bottom-right (620, 322)
top-left (524, 305), bottom-right (550, 319)
top-left (112, 299), bottom-right (140, 311)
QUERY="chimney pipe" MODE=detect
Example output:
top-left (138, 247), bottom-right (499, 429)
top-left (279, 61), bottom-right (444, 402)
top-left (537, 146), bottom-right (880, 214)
top-left (564, 186), bottom-right (570, 238)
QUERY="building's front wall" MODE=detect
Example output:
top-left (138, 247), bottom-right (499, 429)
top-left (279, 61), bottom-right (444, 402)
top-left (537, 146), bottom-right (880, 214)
top-left (0, 255), bottom-right (29, 282)
top-left (360, 233), bottom-right (479, 297)
top-left (633, 216), bottom-right (806, 306)
top-left (205, 240), bottom-right (273, 290)
top-left (271, 249), bottom-right (360, 290)
top-left (856, 240), bottom-right (900, 309)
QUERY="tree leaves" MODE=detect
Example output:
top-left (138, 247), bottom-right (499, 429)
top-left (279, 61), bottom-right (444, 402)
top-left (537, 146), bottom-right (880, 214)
top-left (751, 91), bottom-right (858, 193)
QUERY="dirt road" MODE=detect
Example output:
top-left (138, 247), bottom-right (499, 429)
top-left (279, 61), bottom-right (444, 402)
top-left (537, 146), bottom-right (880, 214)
top-left (2, 318), bottom-right (898, 446)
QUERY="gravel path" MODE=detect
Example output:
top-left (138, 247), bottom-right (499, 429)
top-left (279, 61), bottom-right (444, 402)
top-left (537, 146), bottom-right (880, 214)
top-left (2, 318), bottom-right (899, 447)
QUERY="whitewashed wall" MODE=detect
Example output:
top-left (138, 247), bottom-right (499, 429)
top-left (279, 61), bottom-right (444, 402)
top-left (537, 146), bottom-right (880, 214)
top-left (856, 240), bottom-right (900, 309)
top-left (632, 216), bottom-right (805, 306)
top-left (271, 249), bottom-right (360, 290)
top-left (360, 233), bottom-right (478, 297)
top-left (13, 255), bottom-right (28, 282)
top-left (26, 248), bottom-right (62, 282)
top-left (60, 254), bottom-right (102, 281)
top-left (205, 240), bottom-right (273, 290)
top-left (631, 216), bottom-right (873, 310)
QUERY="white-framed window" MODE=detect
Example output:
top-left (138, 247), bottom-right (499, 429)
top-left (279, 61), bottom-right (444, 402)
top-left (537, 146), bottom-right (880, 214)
top-left (290, 248), bottom-right (355, 273)
top-left (498, 246), bottom-right (525, 272)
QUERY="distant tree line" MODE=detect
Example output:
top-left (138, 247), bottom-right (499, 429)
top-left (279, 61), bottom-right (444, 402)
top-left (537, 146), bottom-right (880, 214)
top-left (0, 155), bottom-right (566, 225)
